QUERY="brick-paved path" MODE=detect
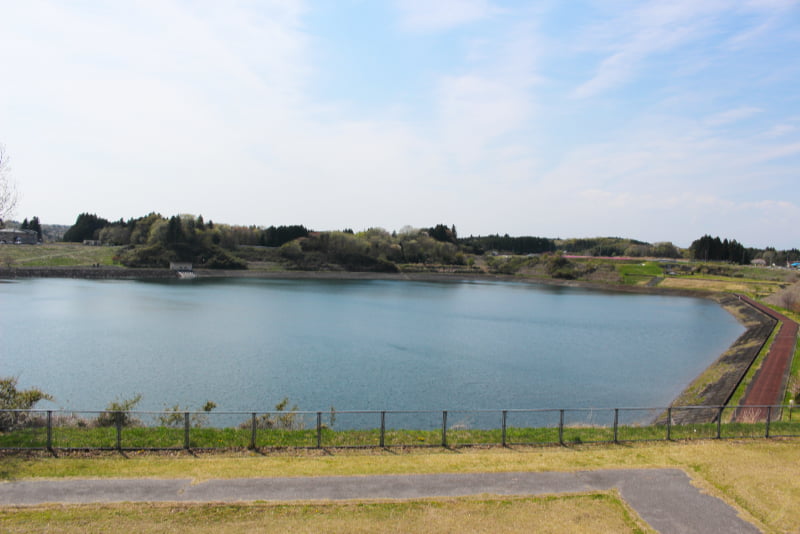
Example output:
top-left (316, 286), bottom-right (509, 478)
top-left (734, 295), bottom-right (798, 421)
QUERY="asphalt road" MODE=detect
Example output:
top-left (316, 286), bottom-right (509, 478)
top-left (0, 469), bottom-right (761, 533)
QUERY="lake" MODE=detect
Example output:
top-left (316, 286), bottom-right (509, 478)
top-left (0, 277), bottom-right (743, 417)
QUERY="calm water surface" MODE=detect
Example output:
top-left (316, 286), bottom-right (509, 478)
top-left (0, 278), bottom-right (743, 414)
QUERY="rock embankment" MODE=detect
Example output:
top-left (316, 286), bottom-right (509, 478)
top-left (0, 266), bottom-right (176, 279)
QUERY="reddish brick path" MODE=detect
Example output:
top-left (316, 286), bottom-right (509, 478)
top-left (734, 295), bottom-right (798, 421)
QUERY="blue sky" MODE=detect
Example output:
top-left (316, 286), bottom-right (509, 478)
top-left (1, 0), bottom-right (799, 248)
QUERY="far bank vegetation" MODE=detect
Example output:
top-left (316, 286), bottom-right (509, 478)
top-left (2, 213), bottom-right (791, 299)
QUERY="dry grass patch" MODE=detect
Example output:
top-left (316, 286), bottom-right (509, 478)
top-left (0, 493), bottom-right (652, 534)
top-left (0, 243), bottom-right (120, 267)
top-left (660, 277), bottom-right (778, 294)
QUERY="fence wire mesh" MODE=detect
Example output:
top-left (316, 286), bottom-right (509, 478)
top-left (1, 405), bottom-right (799, 451)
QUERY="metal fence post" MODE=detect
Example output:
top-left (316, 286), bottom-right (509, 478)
top-left (316, 412), bottom-right (322, 448)
top-left (46, 410), bottom-right (52, 451)
top-left (380, 411), bottom-right (386, 448)
top-left (613, 409), bottom-right (619, 443)
top-left (766, 406), bottom-right (772, 438)
top-left (559, 410), bottom-right (564, 446)
top-left (501, 410), bottom-right (507, 447)
top-left (184, 412), bottom-right (190, 449)
top-left (716, 407), bottom-right (723, 439)
top-left (115, 413), bottom-right (122, 450)
top-left (667, 407), bottom-right (672, 441)
top-left (250, 413), bottom-right (257, 449)
top-left (442, 411), bottom-right (448, 447)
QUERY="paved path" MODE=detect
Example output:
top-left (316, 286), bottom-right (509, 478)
top-left (0, 469), bottom-right (760, 533)
top-left (735, 295), bottom-right (798, 421)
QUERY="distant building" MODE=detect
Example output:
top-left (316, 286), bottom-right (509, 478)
top-left (0, 229), bottom-right (38, 244)
top-left (170, 262), bottom-right (193, 272)
top-left (750, 258), bottom-right (767, 267)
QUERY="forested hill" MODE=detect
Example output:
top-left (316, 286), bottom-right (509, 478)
top-left (56, 212), bottom-right (798, 271)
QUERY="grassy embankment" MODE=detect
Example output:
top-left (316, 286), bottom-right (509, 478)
top-left (2, 440), bottom-right (800, 533)
top-left (2, 419), bottom-right (799, 449)
top-left (0, 242), bottom-right (120, 267)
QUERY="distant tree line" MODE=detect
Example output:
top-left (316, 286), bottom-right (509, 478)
top-left (63, 213), bottom-right (308, 248)
top-left (278, 226), bottom-right (464, 271)
top-left (555, 237), bottom-right (681, 259)
top-left (459, 234), bottom-right (556, 255)
top-left (689, 235), bottom-right (751, 264)
top-left (58, 212), bottom-right (798, 271)
top-left (62, 212), bottom-right (311, 269)
top-left (751, 247), bottom-right (800, 266)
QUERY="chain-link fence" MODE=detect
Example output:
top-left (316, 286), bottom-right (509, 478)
top-left (1, 405), bottom-right (798, 451)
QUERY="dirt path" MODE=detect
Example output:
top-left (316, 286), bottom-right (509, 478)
top-left (734, 295), bottom-right (798, 421)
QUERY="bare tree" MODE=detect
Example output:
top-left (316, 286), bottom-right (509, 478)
top-left (0, 144), bottom-right (18, 225)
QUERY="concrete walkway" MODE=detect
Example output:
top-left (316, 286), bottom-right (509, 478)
top-left (0, 469), bottom-right (760, 533)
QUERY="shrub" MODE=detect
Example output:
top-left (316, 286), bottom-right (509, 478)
top-left (241, 397), bottom-right (304, 430)
top-left (545, 253), bottom-right (575, 279)
top-left (158, 400), bottom-right (217, 428)
top-left (95, 394), bottom-right (142, 427)
top-left (0, 376), bottom-right (52, 431)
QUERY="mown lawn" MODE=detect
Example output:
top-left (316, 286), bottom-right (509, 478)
top-left (616, 261), bottom-right (663, 285)
top-left (0, 493), bottom-right (652, 534)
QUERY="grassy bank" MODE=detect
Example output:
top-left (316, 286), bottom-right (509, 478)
top-left (2, 419), bottom-right (798, 450)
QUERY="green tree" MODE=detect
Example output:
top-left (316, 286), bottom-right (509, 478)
top-left (63, 213), bottom-right (110, 242)
top-left (689, 235), bottom-right (750, 264)
top-left (428, 224), bottom-right (457, 244)
top-left (28, 216), bottom-right (42, 241)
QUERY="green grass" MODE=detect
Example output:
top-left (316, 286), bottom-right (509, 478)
top-left (0, 493), bottom-right (652, 534)
top-left (784, 336), bottom-right (800, 410)
top-left (3, 420), bottom-right (798, 450)
top-left (616, 262), bottom-right (663, 285)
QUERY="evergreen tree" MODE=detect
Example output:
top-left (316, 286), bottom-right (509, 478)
top-left (29, 216), bottom-right (42, 240)
top-left (63, 213), bottom-right (110, 242)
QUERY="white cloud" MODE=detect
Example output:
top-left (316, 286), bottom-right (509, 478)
top-left (704, 107), bottom-right (764, 127)
top-left (762, 124), bottom-right (798, 138)
top-left (394, 0), bottom-right (496, 32)
top-left (1, 1), bottom-right (799, 249)
top-left (573, 0), bottom-right (731, 98)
